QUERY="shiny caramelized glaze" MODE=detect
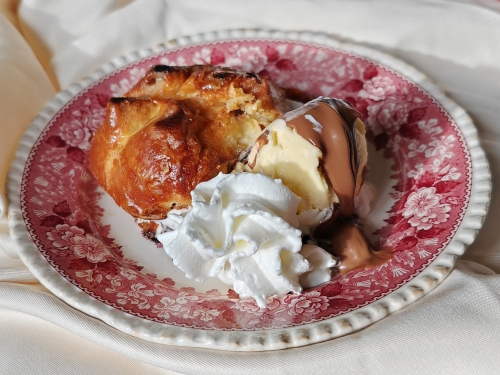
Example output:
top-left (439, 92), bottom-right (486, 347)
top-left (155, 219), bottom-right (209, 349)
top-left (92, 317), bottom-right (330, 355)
top-left (89, 65), bottom-right (285, 219)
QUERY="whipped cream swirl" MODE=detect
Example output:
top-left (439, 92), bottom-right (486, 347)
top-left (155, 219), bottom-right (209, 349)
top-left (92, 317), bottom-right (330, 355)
top-left (157, 172), bottom-right (326, 307)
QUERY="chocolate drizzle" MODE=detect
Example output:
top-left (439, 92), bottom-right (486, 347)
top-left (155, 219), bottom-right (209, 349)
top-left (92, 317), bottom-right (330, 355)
top-left (285, 98), bottom-right (360, 216)
top-left (284, 97), bottom-right (392, 274)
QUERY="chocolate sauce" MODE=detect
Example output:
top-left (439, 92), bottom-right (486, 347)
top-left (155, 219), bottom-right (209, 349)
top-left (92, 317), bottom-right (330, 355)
top-left (247, 130), bottom-right (269, 170)
top-left (329, 220), bottom-right (392, 275)
top-left (284, 97), bottom-right (392, 273)
top-left (285, 98), bottom-right (360, 216)
top-left (313, 203), bottom-right (341, 239)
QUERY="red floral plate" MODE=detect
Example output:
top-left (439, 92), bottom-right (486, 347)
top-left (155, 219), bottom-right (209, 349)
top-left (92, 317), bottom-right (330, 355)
top-left (7, 30), bottom-right (490, 351)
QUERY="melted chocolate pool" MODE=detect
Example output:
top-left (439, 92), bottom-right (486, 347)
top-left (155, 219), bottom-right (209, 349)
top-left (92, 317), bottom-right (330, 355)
top-left (284, 97), bottom-right (392, 274)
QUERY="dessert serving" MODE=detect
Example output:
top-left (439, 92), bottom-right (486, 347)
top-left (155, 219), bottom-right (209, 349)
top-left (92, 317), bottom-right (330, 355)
top-left (10, 32), bottom-right (486, 350)
top-left (89, 65), bottom-right (392, 307)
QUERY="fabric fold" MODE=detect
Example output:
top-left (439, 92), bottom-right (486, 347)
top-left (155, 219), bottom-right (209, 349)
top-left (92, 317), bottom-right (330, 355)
top-left (0, 267), bottom-right (39, 283)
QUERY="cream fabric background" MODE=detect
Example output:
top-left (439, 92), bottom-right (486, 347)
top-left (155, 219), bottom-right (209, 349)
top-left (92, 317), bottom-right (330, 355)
top-left (1, 0), bottom-right (500, 374)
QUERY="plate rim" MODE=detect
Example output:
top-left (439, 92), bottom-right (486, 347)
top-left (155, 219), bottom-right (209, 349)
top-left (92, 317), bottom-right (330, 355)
top-left (7, 28), bottom-right (491, 351)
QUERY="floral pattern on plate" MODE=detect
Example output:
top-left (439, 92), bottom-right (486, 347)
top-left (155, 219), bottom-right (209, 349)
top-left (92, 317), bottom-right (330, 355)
top-left (20, 40), bottom-right (470, 330)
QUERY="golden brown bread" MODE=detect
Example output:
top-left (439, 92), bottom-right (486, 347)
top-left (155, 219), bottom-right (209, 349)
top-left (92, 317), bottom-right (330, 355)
top-left (88, 65), bottom-right (285, 219)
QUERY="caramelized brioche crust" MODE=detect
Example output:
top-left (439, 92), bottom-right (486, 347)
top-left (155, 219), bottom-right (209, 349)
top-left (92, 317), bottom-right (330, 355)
top-left (89, 65), bottom-right (285, 219)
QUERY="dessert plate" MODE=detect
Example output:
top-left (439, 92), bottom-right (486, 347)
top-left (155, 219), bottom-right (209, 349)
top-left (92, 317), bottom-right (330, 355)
top-left (8, 30), bottom-right (490, 351)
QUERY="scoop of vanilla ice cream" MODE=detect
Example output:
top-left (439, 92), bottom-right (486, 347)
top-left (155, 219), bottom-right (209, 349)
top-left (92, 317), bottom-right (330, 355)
top-left (238, 98), bottom-right (368, 227)
top-left (157, 172), bottom-right (315, 308)
top-left (242, 119), bottom-right (334, 212)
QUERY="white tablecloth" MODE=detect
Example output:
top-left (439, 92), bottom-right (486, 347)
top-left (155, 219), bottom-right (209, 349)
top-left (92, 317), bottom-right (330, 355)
top-left (1, 1), bottom-right (500, 374)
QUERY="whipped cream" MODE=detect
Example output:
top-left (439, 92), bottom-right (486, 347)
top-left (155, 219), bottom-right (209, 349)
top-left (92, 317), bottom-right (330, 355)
top-left (157, 172), bottom-right (336, 307)
top-left (299, 244), bottom-right (337, 288)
